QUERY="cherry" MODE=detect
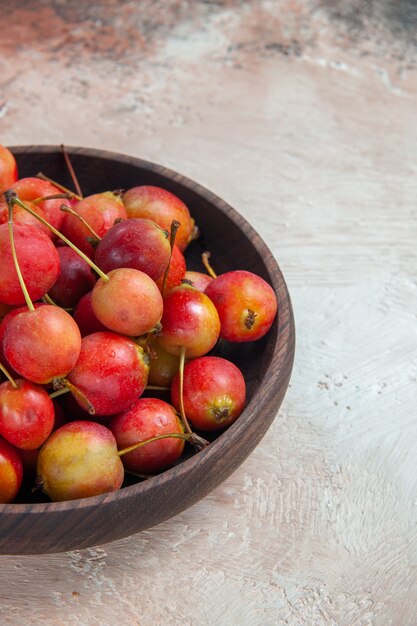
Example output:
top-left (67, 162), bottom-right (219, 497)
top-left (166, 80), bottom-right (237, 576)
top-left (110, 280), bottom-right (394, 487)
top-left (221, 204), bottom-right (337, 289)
top-left (0, 145), bottom-right (18, 193)
top-left (48, 246), bottom-right (96, 308)
top-left (148, 339), bottom-right (179, 387)
top-left (171, 356), bottom-right (246, 431)
top-left (2, 304), bottom-right (82, 384)
top-left (11, 178), bottom-right (68, 231)
top-left (67, 332), bottom-right (150, 416)
top-left (61, 192), bottom-right (127, 257)
top-left (123, 185), bottom-right (195, 252)
top-left (0, 201), bottom-right (51, 238)
top-left (73, 291), bottom-right (108, 337)
top-left (92, 268), bottom-right (163, 337)
top-left (0, 377), bottom-right (55, 449)
top-left (0, 223), bottom-right (60, 306)
top-left (0, 436), bottom-right (23, 503)
top-left (95, 218), bottom-right (171, 281)
top-left (110, 398), bottom-right (184, 473)
top-left (183, 270), bottom-right (213, 292)
top-left (158, 284), bottom-right (220, 358)
top-left (36, 421), bottom-right (124, 501)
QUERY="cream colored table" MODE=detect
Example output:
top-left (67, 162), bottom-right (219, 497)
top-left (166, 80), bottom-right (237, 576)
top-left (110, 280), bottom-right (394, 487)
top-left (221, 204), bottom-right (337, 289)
top-left (1, 2), bottom-right (416, 624)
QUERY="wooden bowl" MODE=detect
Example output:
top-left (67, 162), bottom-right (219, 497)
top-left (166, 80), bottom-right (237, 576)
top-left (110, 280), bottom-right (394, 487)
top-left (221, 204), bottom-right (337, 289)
top-left (0, 146), bottom-right (295, 554)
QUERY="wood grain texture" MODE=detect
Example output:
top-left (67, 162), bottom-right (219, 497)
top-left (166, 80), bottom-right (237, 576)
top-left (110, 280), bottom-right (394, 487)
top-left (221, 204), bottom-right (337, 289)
top-left (0, 0), bottom-right (416, 623)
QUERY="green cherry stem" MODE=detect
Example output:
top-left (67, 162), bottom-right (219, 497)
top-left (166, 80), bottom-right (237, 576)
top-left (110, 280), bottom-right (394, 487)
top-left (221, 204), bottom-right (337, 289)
top-left (118, 431), bottom-right (208, 456)
top-left (60, 204), bottom-right (101, 240)
top-left (0, 362), bottom-right (17, 388)
top-left (49, 387), bottom-right (70, 399)
top-left (178, 346), bottom-right (192, 435)
top-left (32, 193), bottom-right (74, 205)
top-left (202, 251), bottom-right (217, 279)
top-left (5, 193), bottom-right (35, 312)
top-left (53, 377), bottom-right (95, 415)
top-left (42, 293), bottom-right (73, 312)
top-left (8, 192), bottom-right (109, 283)
top-left (60, 144), bottom-right (83, 198)
top-left (36, 172), bottom-right (82, 201)
top-left (161, 220), bottom-right (180, 297)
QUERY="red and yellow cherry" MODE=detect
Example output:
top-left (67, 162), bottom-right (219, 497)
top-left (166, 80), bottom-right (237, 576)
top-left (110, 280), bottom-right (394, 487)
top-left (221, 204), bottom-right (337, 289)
top-left (92, 268), bottom-right (163, 337)
top-left (73, 291), bottom-right (108, 337)
top-left (0, 436), bottom-right (23, 503)
top-left (67, 331), bottom-right (150, 416)
top-left (0, 145), bottom-right (18, 193)
top-left (171, 356), bottom-right (246, 431)
top-left (2, 304), bottom-right (82, 384)
top-left (123, 186), bottom-right (195, 252)
top-left (61, 192), bottom-right (127, 257)
top-left (48, 246), bottom-right (96, 308)
top-left (0, 378), bottom-right (55, 449)
top-left (155, 244), bottom-right (186, 294)
top-left (36, 421), bottom-right (124, 501)
top-left (0, 201), bottom-right (51, 238)
top-left (110, 398), bottom-right (184, 473)
top-left (94, 218), bottom-right (171, 282)
top-left (11, 177), bottom-right (67, 231)
top-left (0, 223), bottom-right (60, 305)
top-left (183, 270), bottom-right (213, 292)
top-left (148, 339), bottom-right (179, 387)
top-left (158, 284), bottom-right (220, 358)
top-left (205, 270), bottom-right (278, 342)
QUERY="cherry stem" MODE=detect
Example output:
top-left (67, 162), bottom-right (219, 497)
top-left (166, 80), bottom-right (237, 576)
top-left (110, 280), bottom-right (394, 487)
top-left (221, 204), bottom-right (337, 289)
top-left (145, 385), bottom-right (170, 391)
top-left (60, 144), bottom-right (83, 198)
top-left (36, 172), bottom-right (82, 201)
top-left (4, 192), bottom-right (35, 312)
top-left (178, 346), bottom-right (192, 435)
top-left (161, 220), bottom-right (180, 296)
top-left (202, 251), bottom-right (217, 279)
top-left (124, 469), bottom-right (155, 480)
top-left (9, 192), bottom-right (109, 282)
top-left (32, 193), bottom-right (74, 205)
top-left (49, 387), bottom-right (70, 399)
top-left (0, 362), bottom-right (17, 388)
top-left (53, 378), bottom-right (95, 415)
top-left (42, 293), bottom-right (73, 312)
top-left (60, 204), bottom-right (101, 240)
top-left (118, 431), bottom-right (208, 456)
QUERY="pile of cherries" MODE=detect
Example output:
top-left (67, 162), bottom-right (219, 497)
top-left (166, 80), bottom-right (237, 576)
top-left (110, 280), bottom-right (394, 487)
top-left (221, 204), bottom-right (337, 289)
top-left (0, 144), bottom-right (278, 504)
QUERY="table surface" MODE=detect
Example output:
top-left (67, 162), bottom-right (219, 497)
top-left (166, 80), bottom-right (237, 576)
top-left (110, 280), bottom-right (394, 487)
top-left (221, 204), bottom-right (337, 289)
top-left (1, 1), bottom-right (416, 624)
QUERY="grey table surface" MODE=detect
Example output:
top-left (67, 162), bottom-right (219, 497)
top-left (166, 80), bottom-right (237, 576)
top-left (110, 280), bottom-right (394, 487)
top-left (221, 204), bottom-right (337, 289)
top-left (0, 1), bottom-right (416, 624)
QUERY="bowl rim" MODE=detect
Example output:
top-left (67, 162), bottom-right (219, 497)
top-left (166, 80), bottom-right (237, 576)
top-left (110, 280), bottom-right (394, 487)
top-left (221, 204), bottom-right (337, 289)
top-left (0, 145), bottom-right (295, 515)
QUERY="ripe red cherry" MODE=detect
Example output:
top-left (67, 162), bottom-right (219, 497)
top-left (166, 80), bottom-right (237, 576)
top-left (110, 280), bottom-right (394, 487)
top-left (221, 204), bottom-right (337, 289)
top-left (0, 379), bottom-right (55, 449)
top-left (36, 421), bottom-right (124, 501)
top-left (0, 436), bottom-right (23, 503)
top-left (92, 268), bottom-right (163, 337)
top-left (171, 356), bottom-right (246, 431)
top-left (158, 284), bottom-right (220, 358)
top-left (48, 246), bottom-right (96, 308)
top-left (0, 145), bottom-right (18, 192)
top-left (2, 304), bottom-right (82, 384)
top-left (155, 244), bottom-right (186, 294)
top-left (205, 270), bottom-right (278, 342)
top-left (67, 332), bottom-right (150, 416)
top-left (95, 218), bottom-right (171, 281)
top-left (61, 192), bottom-right (127, 257)
top-left (73, 291), bottom-right (108, 337)
top-left (11, 177), bottom-right (66, 231)
top-left (183, 270), bottom-right (213, 292)
top-left (123, 186), bottom-right (194, 252)
top-left (0, 223), bottom-right (60, 305)
top-left (110, 398), bottom-right (184, 473)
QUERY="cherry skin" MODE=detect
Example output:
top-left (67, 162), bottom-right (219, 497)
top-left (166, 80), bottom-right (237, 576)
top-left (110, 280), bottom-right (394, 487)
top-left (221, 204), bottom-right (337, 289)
top-left (183, 270), bottom-right (213, 293)
top-left (67, 331), bottom-right (150, 416)
top-left (11, 177), bottom-right (67, 231)
top-left (2, 304), bottom-right (82, 384)
top-left (123, 186), bottom-right (194, 252)
top-left (205, 270), bottom-right (278, 342)
top-left (95, 218), bottom-right (171, 282)
top-left (73, 291), bottom-right (108, 337)
top-left (171, 356), bottom-right (246, 431)
top-left (92, 268), bottom-right (163, 337)
top-left (0, 436), bottom-right (23, 503)
top-left (110, 398), bottom-right (184, 473)
top-left (0, 223), bottom-right (61, 306)
top-left (0, 201), bottom-right (51, 238)
top-left (158, 284), bottom-right (220, 358)
top-left (61, 192), bottom-right (127, 257)
top-left (48, 246), bottom-right (96, 308)
top-left (0, 379), bottom-right (55, 449)
top-left (36, 421), bottom-right (124, 501)
top-left (0, 145), bottom-right (18, 192)
top-left (155, 244), bottom-right (186, 294)
top-left (148, 339), bottom-right (179, 387)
